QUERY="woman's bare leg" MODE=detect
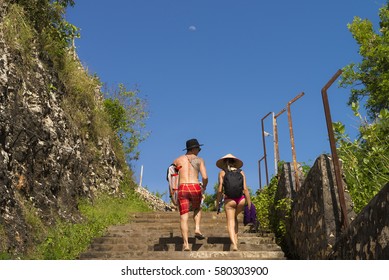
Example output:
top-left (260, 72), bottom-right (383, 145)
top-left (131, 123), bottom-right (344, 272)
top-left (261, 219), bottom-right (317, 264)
top-left (225, 200), bottom-right (238, 250)
top-left (234, 198), bottom-right (246, 248)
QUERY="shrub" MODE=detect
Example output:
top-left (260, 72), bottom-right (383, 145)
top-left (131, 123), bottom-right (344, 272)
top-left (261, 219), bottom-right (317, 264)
top-left (334, 104), bottom-right (389, 213)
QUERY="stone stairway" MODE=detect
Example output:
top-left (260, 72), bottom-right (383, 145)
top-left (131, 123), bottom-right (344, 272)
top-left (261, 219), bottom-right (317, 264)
top-left (78, 211), bottom-right (286, 260)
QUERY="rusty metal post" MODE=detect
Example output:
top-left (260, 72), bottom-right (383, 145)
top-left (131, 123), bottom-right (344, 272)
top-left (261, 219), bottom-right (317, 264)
top-left (321, 69), bottom-right (348, 229)
top-left (258, 156), bottom-right (265, 190)
top-left (287, 92), bottom-right (305, 191)
top-left (261, 112), bottom-right (273, 186)
top-left (273, 108), bottom-right (286, 173)
top-left (271, 112), bottom-right (277, 175)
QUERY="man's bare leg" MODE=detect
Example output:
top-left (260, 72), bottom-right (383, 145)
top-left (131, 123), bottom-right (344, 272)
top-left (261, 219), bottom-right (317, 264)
top-left (180, 213), bottom-right (190, 250)
top-left (193, 208), bottom-right (202, 235)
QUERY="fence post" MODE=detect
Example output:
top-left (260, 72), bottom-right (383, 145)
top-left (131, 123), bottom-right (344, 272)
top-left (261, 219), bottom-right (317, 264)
top-left (287, 92), bottom-right (305, 191)
top-left (321, 69), bottom-right (349, 229)
top-left (258, 156), bottom-right (265, 190)
top-left (261, 112), bottom-right (273, 186)
top-left (273, 108), bottom-right (286, 174)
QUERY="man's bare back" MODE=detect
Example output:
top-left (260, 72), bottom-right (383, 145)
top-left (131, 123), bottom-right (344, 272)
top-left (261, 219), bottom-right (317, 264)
top-left (174, 154), bottom-right (207, 185)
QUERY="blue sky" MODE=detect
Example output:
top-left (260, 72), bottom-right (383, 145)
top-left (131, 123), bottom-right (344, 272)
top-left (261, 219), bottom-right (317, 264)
top-left (66, 0), bottom-right (384, 201)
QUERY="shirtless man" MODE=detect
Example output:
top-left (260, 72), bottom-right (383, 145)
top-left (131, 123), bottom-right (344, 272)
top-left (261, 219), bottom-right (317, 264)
top-left (173, 138), bottom-right (208, 251)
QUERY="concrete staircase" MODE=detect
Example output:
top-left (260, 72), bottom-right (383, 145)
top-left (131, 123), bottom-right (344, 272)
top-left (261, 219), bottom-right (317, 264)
top-left (78, 211), bottom-right (286, 260)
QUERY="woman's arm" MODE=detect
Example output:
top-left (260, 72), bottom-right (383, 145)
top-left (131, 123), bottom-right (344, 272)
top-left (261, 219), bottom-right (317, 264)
top-left (216, 170), bottom-right (225, 212)
top-left (241, 170), bottom-right (251, 208)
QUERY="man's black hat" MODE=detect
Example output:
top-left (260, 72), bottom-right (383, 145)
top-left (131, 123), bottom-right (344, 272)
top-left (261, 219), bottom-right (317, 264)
top-left (183, 138), bottom-right (204, 151)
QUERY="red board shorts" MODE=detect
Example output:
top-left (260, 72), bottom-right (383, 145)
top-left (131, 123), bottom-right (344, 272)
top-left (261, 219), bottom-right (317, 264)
top-left (178, 183), bottom-right (202, 215)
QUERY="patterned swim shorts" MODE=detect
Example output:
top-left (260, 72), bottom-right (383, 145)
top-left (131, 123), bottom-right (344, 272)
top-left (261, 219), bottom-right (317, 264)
top-left (178, 183), bottom-right (202, 215)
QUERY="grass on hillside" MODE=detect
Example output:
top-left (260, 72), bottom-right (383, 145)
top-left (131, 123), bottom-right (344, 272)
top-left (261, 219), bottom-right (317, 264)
top-left (26, 186), bottom-right (151, 260)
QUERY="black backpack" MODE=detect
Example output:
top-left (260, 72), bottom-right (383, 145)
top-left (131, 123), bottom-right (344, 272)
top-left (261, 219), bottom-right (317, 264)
top-left (223, 169), bottom-right (243, 198)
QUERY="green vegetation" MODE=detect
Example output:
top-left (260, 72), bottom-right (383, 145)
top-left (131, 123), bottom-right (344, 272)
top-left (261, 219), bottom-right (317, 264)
top-left (252, 167), bottom-right (292, 246)
top-left (0, 225), bottom-right (10, 260)
top-left (103, 84), bottom-right (149, 162)
top-left (202, 183), bottom-right (219, 211)
top-left (252, 177), bottom-right (278, 231)
top-left (2, 4), bottom-right (34, 63)
top-left (28, 182), bottom-right (150, 260)
top-left (340, 3), bottom-right (389, 119)
top-left (333, 105), bottom-right (389, 213)
top-left (337, 1), bottom-right (389, 213)
top-left (16, 192), bottom-right (48, 245)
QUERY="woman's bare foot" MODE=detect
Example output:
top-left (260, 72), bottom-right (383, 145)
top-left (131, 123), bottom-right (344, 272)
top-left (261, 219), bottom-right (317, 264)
top-left (194, 232), bottom-right (206, 240)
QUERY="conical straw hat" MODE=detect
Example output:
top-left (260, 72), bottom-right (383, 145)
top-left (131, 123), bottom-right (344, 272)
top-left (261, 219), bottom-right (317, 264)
top-left (216, 153), bottom-right (243, 169)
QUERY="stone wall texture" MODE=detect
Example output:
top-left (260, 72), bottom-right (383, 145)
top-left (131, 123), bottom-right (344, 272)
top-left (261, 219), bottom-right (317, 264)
top-left (135, 186), bottom-right (175, 212)
top-left (276, 154), bottom-right (388, 259)
top-left (0, 1), bottom-right (124, 255)
top-left (329, 183), bottom-right (389, 259)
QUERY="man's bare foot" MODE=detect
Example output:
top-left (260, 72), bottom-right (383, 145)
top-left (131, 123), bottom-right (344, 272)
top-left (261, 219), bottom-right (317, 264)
top-left (183, 246), bottom-right (190, 251)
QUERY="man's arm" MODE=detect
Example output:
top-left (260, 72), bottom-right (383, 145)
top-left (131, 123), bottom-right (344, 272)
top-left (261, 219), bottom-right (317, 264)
top-left (199, 158), bottom-right (208, 189)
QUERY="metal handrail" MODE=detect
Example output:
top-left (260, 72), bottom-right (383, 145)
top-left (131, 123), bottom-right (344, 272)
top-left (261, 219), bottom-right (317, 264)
top-left (273, 108), bottom-right (286, 174)
top-left (321, 69), bottom-right (348, 229)
top-left (287, 92), bottom-right (305, 191)
top-left (261, 111), bottom-right (273, 187)
top-left (258, 156), bottom-right (265, 190)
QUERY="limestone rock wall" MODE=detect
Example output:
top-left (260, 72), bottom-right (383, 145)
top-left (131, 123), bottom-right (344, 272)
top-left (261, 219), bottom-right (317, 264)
top-left (135, 187), bottom-right (175, 212)
top-left (0, 1), bottom-right (123, 255)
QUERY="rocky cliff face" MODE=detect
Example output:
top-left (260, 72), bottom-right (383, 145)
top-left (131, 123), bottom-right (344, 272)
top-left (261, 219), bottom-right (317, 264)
top-left (0, 1), bottom-right (124, 255)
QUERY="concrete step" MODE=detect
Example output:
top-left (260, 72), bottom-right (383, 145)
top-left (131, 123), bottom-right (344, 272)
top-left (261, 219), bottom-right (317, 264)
top-left (89, 240), bottom-right (282, 252)
top-left (104, 230), bottom-right (274, 242)
top-left (129, 212), bottom-right (243, 222)
top-left (78, 211), bottom-right (286, 260)
top-left (106, 226), bottom-right (263, 235)
top-left (79, 250), bottom-right (286, 260)
top-left (90, 235), bottom-right (276, 245)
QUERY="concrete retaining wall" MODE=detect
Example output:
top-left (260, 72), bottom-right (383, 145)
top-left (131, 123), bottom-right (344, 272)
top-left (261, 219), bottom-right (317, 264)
top-left (276, 154), bottom-right (388, 259)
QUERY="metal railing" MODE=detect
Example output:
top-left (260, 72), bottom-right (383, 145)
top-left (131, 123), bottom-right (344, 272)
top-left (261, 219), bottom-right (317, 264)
top-left (321, 69), bottom-right (348, 229)
top-left (273, 108), bottom-right (286, 173)
top-left (258, 156), bottom-right (265, 190)
top-left (259, 93), bottom-right (304, 191)
top-left (287, 92), bottom-right (305, 191)
top-left (257, 68), bottom-right (348, 230)
top-left (260, 111), bottom-right (273, 188)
